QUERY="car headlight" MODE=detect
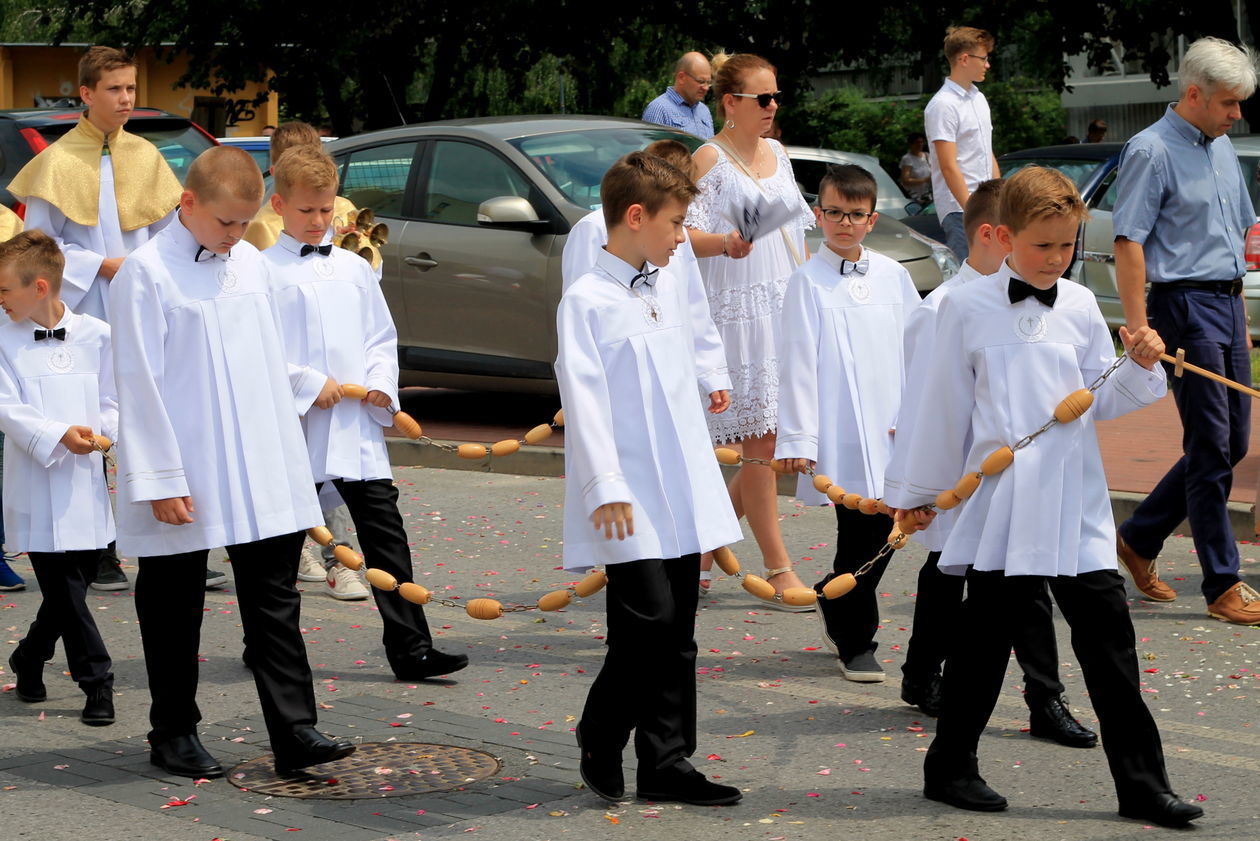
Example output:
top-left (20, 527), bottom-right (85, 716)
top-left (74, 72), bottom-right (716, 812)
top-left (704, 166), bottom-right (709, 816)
top-left (906, 229), bottom-right (960, 281)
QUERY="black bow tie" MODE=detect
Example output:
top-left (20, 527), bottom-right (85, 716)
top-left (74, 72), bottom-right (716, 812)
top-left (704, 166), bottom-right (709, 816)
top-left (1008, 277), bottom-right (1057, 308)
top-left (630, 267), bottom-right (659, 289)
top-left (194, 245), bottom-right (229, 262)
top-left (301, 243), bottom-right (333, 257)
top-left (34, 327), bottom-right (66, 341)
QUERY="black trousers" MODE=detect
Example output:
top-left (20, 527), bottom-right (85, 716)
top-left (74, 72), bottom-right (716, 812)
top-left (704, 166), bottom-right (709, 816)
top-left (925, 569), bottom-right (1171, 805)
top-left (19, 550), bottom-right (113, 691)
top-left (136, 531), bottom-right (316, 746)
top-left (318, 478), bottom-right (433, 672)
top-left (815, 506), bottom-right (893, 661)
top-left (581, 554), bottom-right (700, 781)
top-left (904, 551), bottom-right (1065, 702)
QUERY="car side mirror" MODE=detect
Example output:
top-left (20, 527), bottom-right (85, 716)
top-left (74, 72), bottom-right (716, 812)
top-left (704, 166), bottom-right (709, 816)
top-left (904, 201), bottom-right (922, 216)
top-left (478, 196), bottom-right (548, 230)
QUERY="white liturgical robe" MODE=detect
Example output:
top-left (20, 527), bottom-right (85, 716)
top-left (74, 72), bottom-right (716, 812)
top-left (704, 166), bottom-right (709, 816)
top-left (774, 245), bottom-right (920, 504)
top-left (109, 218), bottom-right (323, 557)
top-left (883, 262), bottom-right (1167, 577)
top-left (556, 248), bottom-right (741, 571)
top-left (0, 309), bottom-right (117, 552)
top-left (24, 156), bottom-right (176, 323)
top-left (265, 232), bottom-right (397, 483)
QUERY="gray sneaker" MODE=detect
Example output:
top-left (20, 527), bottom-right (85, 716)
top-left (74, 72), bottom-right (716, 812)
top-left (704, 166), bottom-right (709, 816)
top-left (205, 567), bottom-right (228, 589)
top-left (839, 649), bottom-right (886, 683)
top-left (91, 555), bottom-right (128, 591)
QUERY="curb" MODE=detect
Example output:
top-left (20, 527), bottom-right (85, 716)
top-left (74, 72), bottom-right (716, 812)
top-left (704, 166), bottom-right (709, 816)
top-left (386, 439), bottom-right (1259, 543)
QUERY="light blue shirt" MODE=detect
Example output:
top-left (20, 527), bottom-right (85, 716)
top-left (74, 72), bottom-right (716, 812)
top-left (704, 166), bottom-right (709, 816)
top-left (1113, 104), bottom-right (1256, 283)
top-left (641, 87), bottom-right (714, 139)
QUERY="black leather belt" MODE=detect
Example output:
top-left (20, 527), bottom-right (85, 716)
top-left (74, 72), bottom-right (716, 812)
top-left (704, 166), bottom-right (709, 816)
top-left (1153, 279), bottom-right (1244, 295)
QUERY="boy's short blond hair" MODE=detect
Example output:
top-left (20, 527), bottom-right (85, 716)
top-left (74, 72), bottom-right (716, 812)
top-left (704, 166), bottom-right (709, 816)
top-left (185, 146), bottom-right (265, 204)
top-left (999, 166), bottom-right (1088, 233)
top-left (963, 178), bottom-right (1003, 242)
top-left (643, 139), bottom-right (696, 181)
top-left (943, 26), bottom-right (995, 63)
top-left (274, 145), bottom-right (340, 197)
top-left (79, 46), bottom-right (135, 89)
top-left (269, 122), bottom-right (322, 167)
top-left (601, 151), bottom-right (698, 230)
top-left (0, 230), bottom-right (65, 292)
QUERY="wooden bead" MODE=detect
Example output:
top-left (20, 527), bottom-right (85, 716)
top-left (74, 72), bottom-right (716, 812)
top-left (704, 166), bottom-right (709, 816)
top-left (574, 570), bottom-right (608, 597)
top-left (308, 526), bottom-right (334, 546)
top-left (887, 529), bottom-right (910, 550)
top-left (782, 587), bottom-right (818, 606)
top-left (398, 582), bottom-right (430, 604)
top-left (333, 544), bottom-right (363, 570)
top-left (93, 434), bottom-right (113, 451)
top-left (365, 568), bottom-right (398, 591)
top-left (935, 489), bottom-right (962, 510)
top-left (1054, 388), bottom-right (1095, 424)
top-left (490, 439), bottom-right (521, 457)
top-left (770, 459), bottom-right (793, 474)
top-left (458, 443), bottom-right (489, 459)
top-left (821, 573), bottom-right (857, 599)
top-left (714, 447), bottom-right (742, 466)
top-left (953, 472), bottom-right (982, 500)
top-left (826, 485), bottom-right (847, 504)
top-left (537, 590), bottom-right (572, 612)
top-left (812, 474), bottom-right (834, 494)
top-left (341, 383), bottom-right (369, 400)
top-left (553, 408), bottom-right (565, 427)
top-left (980, 446), bottom-right (1014, 476)
top-left (523, 423), bottom-right (553, 445)
top-left (841, 493), bottom-right (862, 510)
top-left (741, 573), bottom-right (777, 601)
top-left (875, 500), bottom-right (891, 516)
top-left (712, 546), bottom-right (740, 576)
top-left (466, 598), bottom-right (504, 620)
top-left (393, 412), bottom-right (422, 439)
top-left (857, 497), bottom-right (880, 515)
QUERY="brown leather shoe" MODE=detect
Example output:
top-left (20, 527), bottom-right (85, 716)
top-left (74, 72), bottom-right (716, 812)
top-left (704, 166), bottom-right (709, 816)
top-left (1117, 534), bottom-right (1177, 602)
top-left (1207, 581), bottom-right (1260, 626)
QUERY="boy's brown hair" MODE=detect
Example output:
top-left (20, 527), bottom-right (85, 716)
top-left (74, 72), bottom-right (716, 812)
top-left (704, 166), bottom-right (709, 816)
top-left (185, 146), bottom-right (265, 204)
top-left (643, 139), bottom-right (696, 181)
top-left (79, 46), bottom-right (135, 89)
top-left (269, 122), bottom-right (322, 168)
top-left (0, 230), bottom-right (65, 292)
top-left (998, 166), bottom-right (1088, 233)
top-left (963, 178), bottom-right (1003, 242)
top-left (943, 26), bottom-right (995, 63)
top-left (600, 151), bottom-right (698, 229)
top-left (818, 163), bottom-right (878, 212)
top-left (274, 145), bottom-right (340, 197)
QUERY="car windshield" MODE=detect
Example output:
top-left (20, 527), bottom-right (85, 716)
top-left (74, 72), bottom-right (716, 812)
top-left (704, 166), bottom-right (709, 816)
top-left (509, 128), bottom-right (704, 210)
top-left (998, 157), bottom-right (1106, 189)
top-left (37, 120), bottom-right (215, 182)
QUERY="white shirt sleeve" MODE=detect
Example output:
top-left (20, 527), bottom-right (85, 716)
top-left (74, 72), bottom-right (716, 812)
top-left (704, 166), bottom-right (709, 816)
top-left (680, 240), bottom-right (731, 396)
top-left (561, 211), bottom-right (605, 292)
top-left (774, 267), bottom-right (821, 462)
top-left (23, 197), bottom-right (105, 312)
top-left (361, 263), bottom-right (401, 427)
top-left (924, 97), bottom-right (959, 144)
top-left (98, 326), bottom-right (120, 443)
top-left (0, 354), bottom-right (70, 468)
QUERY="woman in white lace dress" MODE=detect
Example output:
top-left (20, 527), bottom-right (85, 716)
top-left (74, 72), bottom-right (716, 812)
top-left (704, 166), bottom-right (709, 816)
top-left (685, 53), bottom-right (814, 603)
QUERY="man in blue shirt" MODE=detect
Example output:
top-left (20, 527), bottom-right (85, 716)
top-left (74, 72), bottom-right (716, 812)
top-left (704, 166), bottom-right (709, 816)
top-left (1113, 37), bottom-right (1259, 625)
top-left (641, 52), bottom-right (714, 139)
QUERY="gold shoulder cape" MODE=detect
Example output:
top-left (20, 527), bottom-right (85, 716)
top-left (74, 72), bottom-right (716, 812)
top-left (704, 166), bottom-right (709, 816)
top-left (0, 205), bottom-right (23, 242)
top-left (6, 115), bottom-right (183, 231)
top-left (244, 194), bottom-right (358, 251)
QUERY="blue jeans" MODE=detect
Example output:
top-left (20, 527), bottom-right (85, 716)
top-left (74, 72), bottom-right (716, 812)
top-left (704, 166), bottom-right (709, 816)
top-left (1119, 285), bottom-right (1250, 603)
top-left (940, 211), bottom-right (968, 261)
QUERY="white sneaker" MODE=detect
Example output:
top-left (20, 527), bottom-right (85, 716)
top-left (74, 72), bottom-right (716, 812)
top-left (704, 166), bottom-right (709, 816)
top-left (298, 545), bottom-right (327, 582)
top-left (325, 564), bottom-right (369, 600)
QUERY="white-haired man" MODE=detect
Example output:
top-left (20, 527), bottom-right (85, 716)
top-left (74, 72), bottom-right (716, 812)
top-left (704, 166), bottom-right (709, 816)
top-left (642, 52), bottom-right (714, 139)
top-left (1114, 36), bottom-right (1260, 627)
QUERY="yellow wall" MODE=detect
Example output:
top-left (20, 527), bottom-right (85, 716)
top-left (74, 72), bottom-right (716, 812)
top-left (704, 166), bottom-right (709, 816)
top-left (0, 45), bottom-right (278, 136)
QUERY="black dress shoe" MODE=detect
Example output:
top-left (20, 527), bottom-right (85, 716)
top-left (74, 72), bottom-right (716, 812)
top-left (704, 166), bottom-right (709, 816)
top-left (8, 650), bottom-right (46, 703)
top-left (150, 734), bottom-right (224, 778)
top-left (924, 776), bottom-right (1008, 812)
top-left (1028, 694), bottom-right (1098, 748)
top-left (1119, 792), bottom-right (1204, 827)
top-left (273, 726), bottom-right (356, 775)
top-left (81, 685), bottom-right (115, 726)
top-left (576, 724), bottom-right (624, 802)
top-left (638, 767), bottom-right (742, 806)
top-left (392, 649), bottom-right (469, 681)
top-left (901, 673), bottom-right (943, 718)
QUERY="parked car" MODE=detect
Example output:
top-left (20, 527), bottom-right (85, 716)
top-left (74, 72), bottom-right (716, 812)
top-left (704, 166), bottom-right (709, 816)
top-left (0, 107), bottom-right (218, 211)
top-left (996, 142), bottom-right (1260, 342)
top-left (323, 116), bottom-right (960, 393)
top-left (786, 145), bottom-right (959, 292)
top-left (218, 136), bottom-right (272, 171)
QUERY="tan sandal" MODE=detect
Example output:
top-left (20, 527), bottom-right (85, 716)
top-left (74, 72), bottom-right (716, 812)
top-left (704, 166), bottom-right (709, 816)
top-left (760, 567), bottom-right (815, 612)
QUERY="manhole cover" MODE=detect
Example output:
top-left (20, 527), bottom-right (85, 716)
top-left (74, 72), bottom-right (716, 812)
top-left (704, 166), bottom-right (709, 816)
top-left (229, 742), bottom-right (502, 799)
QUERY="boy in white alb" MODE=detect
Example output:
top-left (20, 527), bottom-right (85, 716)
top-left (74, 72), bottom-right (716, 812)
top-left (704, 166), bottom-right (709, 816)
top-left (263, 145), bottom-right (468, 681)
top-left (775, 164), bottom-right (918, 683)
top-left (885, 167), bottom-right (1201, 827)
top-left (559, 152), bottom-right (742, 806)
top-left (110, 147), bottom-right (353, 780)
top-left (924, 27), bottom-right (1000, 260)
top-left (0, 231), bottom-right (117, 726)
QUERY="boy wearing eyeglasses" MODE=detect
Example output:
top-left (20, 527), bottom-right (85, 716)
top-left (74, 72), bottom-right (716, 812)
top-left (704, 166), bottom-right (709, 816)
top-left (775, 164), bottom-right (919, 683)
top-left (924, 26), bottom-right (1000, 261)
